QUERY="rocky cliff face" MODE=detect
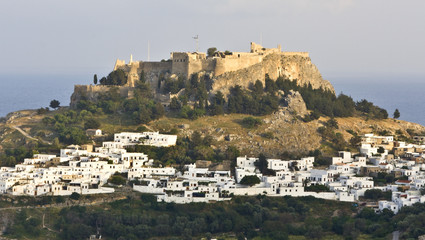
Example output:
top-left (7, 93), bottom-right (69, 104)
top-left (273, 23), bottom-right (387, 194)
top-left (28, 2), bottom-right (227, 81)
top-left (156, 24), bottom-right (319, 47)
top-left (211, 53), bottom-right (334, 96)
top-left (283, 90), bottom-right (308, 116)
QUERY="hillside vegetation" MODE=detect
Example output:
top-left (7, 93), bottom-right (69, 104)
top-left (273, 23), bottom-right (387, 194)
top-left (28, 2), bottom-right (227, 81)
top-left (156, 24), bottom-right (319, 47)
top-left (3, 192), bottom-right (425, 239)
top-left (1, 105), bottom-right (424, 168)
top-left (1, 72), bottom-right (424, 167)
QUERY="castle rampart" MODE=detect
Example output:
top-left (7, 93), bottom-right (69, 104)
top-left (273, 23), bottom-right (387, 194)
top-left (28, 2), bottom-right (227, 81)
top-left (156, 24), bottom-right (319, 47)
top-left (282, 52), bottom-right (309, 58)
top-left (71, 42), bottom-right (334, 108)
top-left (113, 59), bottom-right (126, 71)
top-left (70, 85), bottom-right (133, 108)
top-left (187, 58), bottom-right (215, 76)
top-left (113, 43), bottom-right (311, 85)
top-left (140, 61), bottom-right (172, 73)
top-left (213, 54), bottom-right (263, 76)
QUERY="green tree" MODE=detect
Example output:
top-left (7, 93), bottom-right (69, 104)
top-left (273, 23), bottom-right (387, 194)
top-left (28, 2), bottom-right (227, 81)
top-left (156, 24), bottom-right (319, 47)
top-left (139, 70), bottom-right (146, 83)
top-left (227, 85), bottom-right (244, 113)
top-left (194, 146), bottom-right (214, 160)
top-left (190, 131), bottom-right (203, 148)
top-left (70, 192), bottom-right (81, 200)
top-left (189, 108), bottom-right (205, 120)
top-left (209, 91), bottom-right (225, 115)
top-left (53, 137), bottom-right (60, 149)
top-left (135, 106), bottom-right (152, 124)
top-left (226, 146), bottom-right (240, 161)
top-left (326, 118), bottom-right (339, 129)
top-left (108, 175), bottom-right (126, 185)
top-left (241, 117), bottom-right (262, 128)
top-left (93, 74), bottom-right (98, 84)
top-left (255, 153), bottom-right (275, 175)
top-left (240, 175), bottom-right (261, 186)
top-left (169, 97), bottom-right (181, 111)
top-left (100, 69), bottom-right (127, 85)
top-left (55, 196), bottom-right (65, 203)
top-left (252, 80), bottom-right (264, 96)
top-left (84, 118), bottom-right (100, 129)
top-left (36, 107), bottom-right (49, 114)
top-left (305, 184), bottom-right (331, 193)
top-left (58, 127), bottom-right (87, 145)
top-left (264, 75), bottom-right (277, 93)
top-left (350, 135), bottom-right (361, 147)
top-left (50, 99), bottom-right (60, 109)
top-left (207, 47), bottom-right (217, 57)
top-left (364, 189), bottom-right (384, 200)
top-left (255, 154), bottom-right (268, 174)
top-left (393, 108), bottom-right (400, 119)
top-left (152, 102), bottom-right (166, 119)
top-left (179, 105), bottom-right (192, 119)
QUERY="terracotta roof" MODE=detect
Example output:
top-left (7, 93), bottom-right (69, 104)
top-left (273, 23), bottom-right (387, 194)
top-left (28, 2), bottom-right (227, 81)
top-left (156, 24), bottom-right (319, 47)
top-left (396, 180), bottom-right (411, 183)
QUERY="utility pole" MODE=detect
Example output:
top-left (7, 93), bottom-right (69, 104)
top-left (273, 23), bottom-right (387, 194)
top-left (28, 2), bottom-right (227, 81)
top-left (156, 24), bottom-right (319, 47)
top-left (193, 35), bottom-right (199, 52)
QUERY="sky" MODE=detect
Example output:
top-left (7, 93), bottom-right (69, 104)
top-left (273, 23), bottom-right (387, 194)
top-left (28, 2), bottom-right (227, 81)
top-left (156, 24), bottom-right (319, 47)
top-left (0, 0), bottom-right (424, 80)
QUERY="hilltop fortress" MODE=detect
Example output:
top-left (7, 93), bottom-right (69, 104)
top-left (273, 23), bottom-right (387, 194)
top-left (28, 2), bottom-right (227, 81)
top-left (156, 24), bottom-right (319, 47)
top-left (71, 42), bottom-right (334, 107)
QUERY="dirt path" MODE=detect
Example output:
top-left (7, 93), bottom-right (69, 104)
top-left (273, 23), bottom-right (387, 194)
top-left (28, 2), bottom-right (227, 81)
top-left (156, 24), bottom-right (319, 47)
top-left (9, 125), bottom-right (51, 145)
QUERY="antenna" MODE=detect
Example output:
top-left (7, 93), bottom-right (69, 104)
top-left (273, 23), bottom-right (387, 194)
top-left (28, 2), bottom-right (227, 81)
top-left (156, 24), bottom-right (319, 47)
top-left (147, 41), bottom-right (150, 61)
top-left (193, 35), bottom-right (199, 52)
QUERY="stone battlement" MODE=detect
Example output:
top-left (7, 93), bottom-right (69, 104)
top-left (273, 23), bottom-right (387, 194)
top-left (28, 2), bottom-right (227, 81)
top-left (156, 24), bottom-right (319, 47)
top-left (282, 52), bottom-right (309, 58)
top-left (113, 42), bottom-right (293, 80)
top-left (70, 85), bottom-right (133, 108)
top-left (71, 42), bottom-right (333, 108)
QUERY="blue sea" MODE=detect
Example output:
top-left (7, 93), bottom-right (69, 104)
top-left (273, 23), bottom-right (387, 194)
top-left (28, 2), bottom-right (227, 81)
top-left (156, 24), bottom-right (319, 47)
top-left (330, 75), bottom-right (424, 126)
top-left (0, 74), bottom-right (424, 126)
top-left (0, 74), bottom-right (90, 117)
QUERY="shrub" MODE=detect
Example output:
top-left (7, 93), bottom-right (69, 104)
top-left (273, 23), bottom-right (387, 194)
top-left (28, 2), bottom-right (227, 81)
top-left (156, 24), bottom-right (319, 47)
top-left (108, 175), bottom-right (126, 185)
top-left (364, 189), bottom-right (386, 200)
top-left (84, 118), bottom-right (100, 130)
top-left (37, 107), bottom-right (49, 115)
top-left (305, 184), bottom-right (331, 193)
top-left (240, 175), bottom-right (261, 186)
top-left (241, 117), bottom-right (262, 128)
top-left (261, 132), bottom-right (274, 139)
top-left (55, 196), bottom-right (66, 203)
top-left (70, 192), bottom-right (81, 200)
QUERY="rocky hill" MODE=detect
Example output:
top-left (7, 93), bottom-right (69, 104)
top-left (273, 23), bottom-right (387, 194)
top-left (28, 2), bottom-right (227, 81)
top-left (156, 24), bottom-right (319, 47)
top-left (148, 98), bottom-right (425, 157)
top-left (212, 53), bottom-right (334, 96)
top-left (69, 43), bottom-right (334, 108)
top-left (1, 101), bottom-right (424, 160)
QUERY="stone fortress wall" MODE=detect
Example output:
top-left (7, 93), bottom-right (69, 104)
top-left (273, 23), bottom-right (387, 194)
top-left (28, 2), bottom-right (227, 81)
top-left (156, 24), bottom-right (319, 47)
top-left (70, 85), bottom-right (133, 108)
top-left (112, 42), bottom-right (312, 82)
top-left (70, 42), bottom-right (333, 107)
top-left (282, 52), bottom-right (309, 58)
